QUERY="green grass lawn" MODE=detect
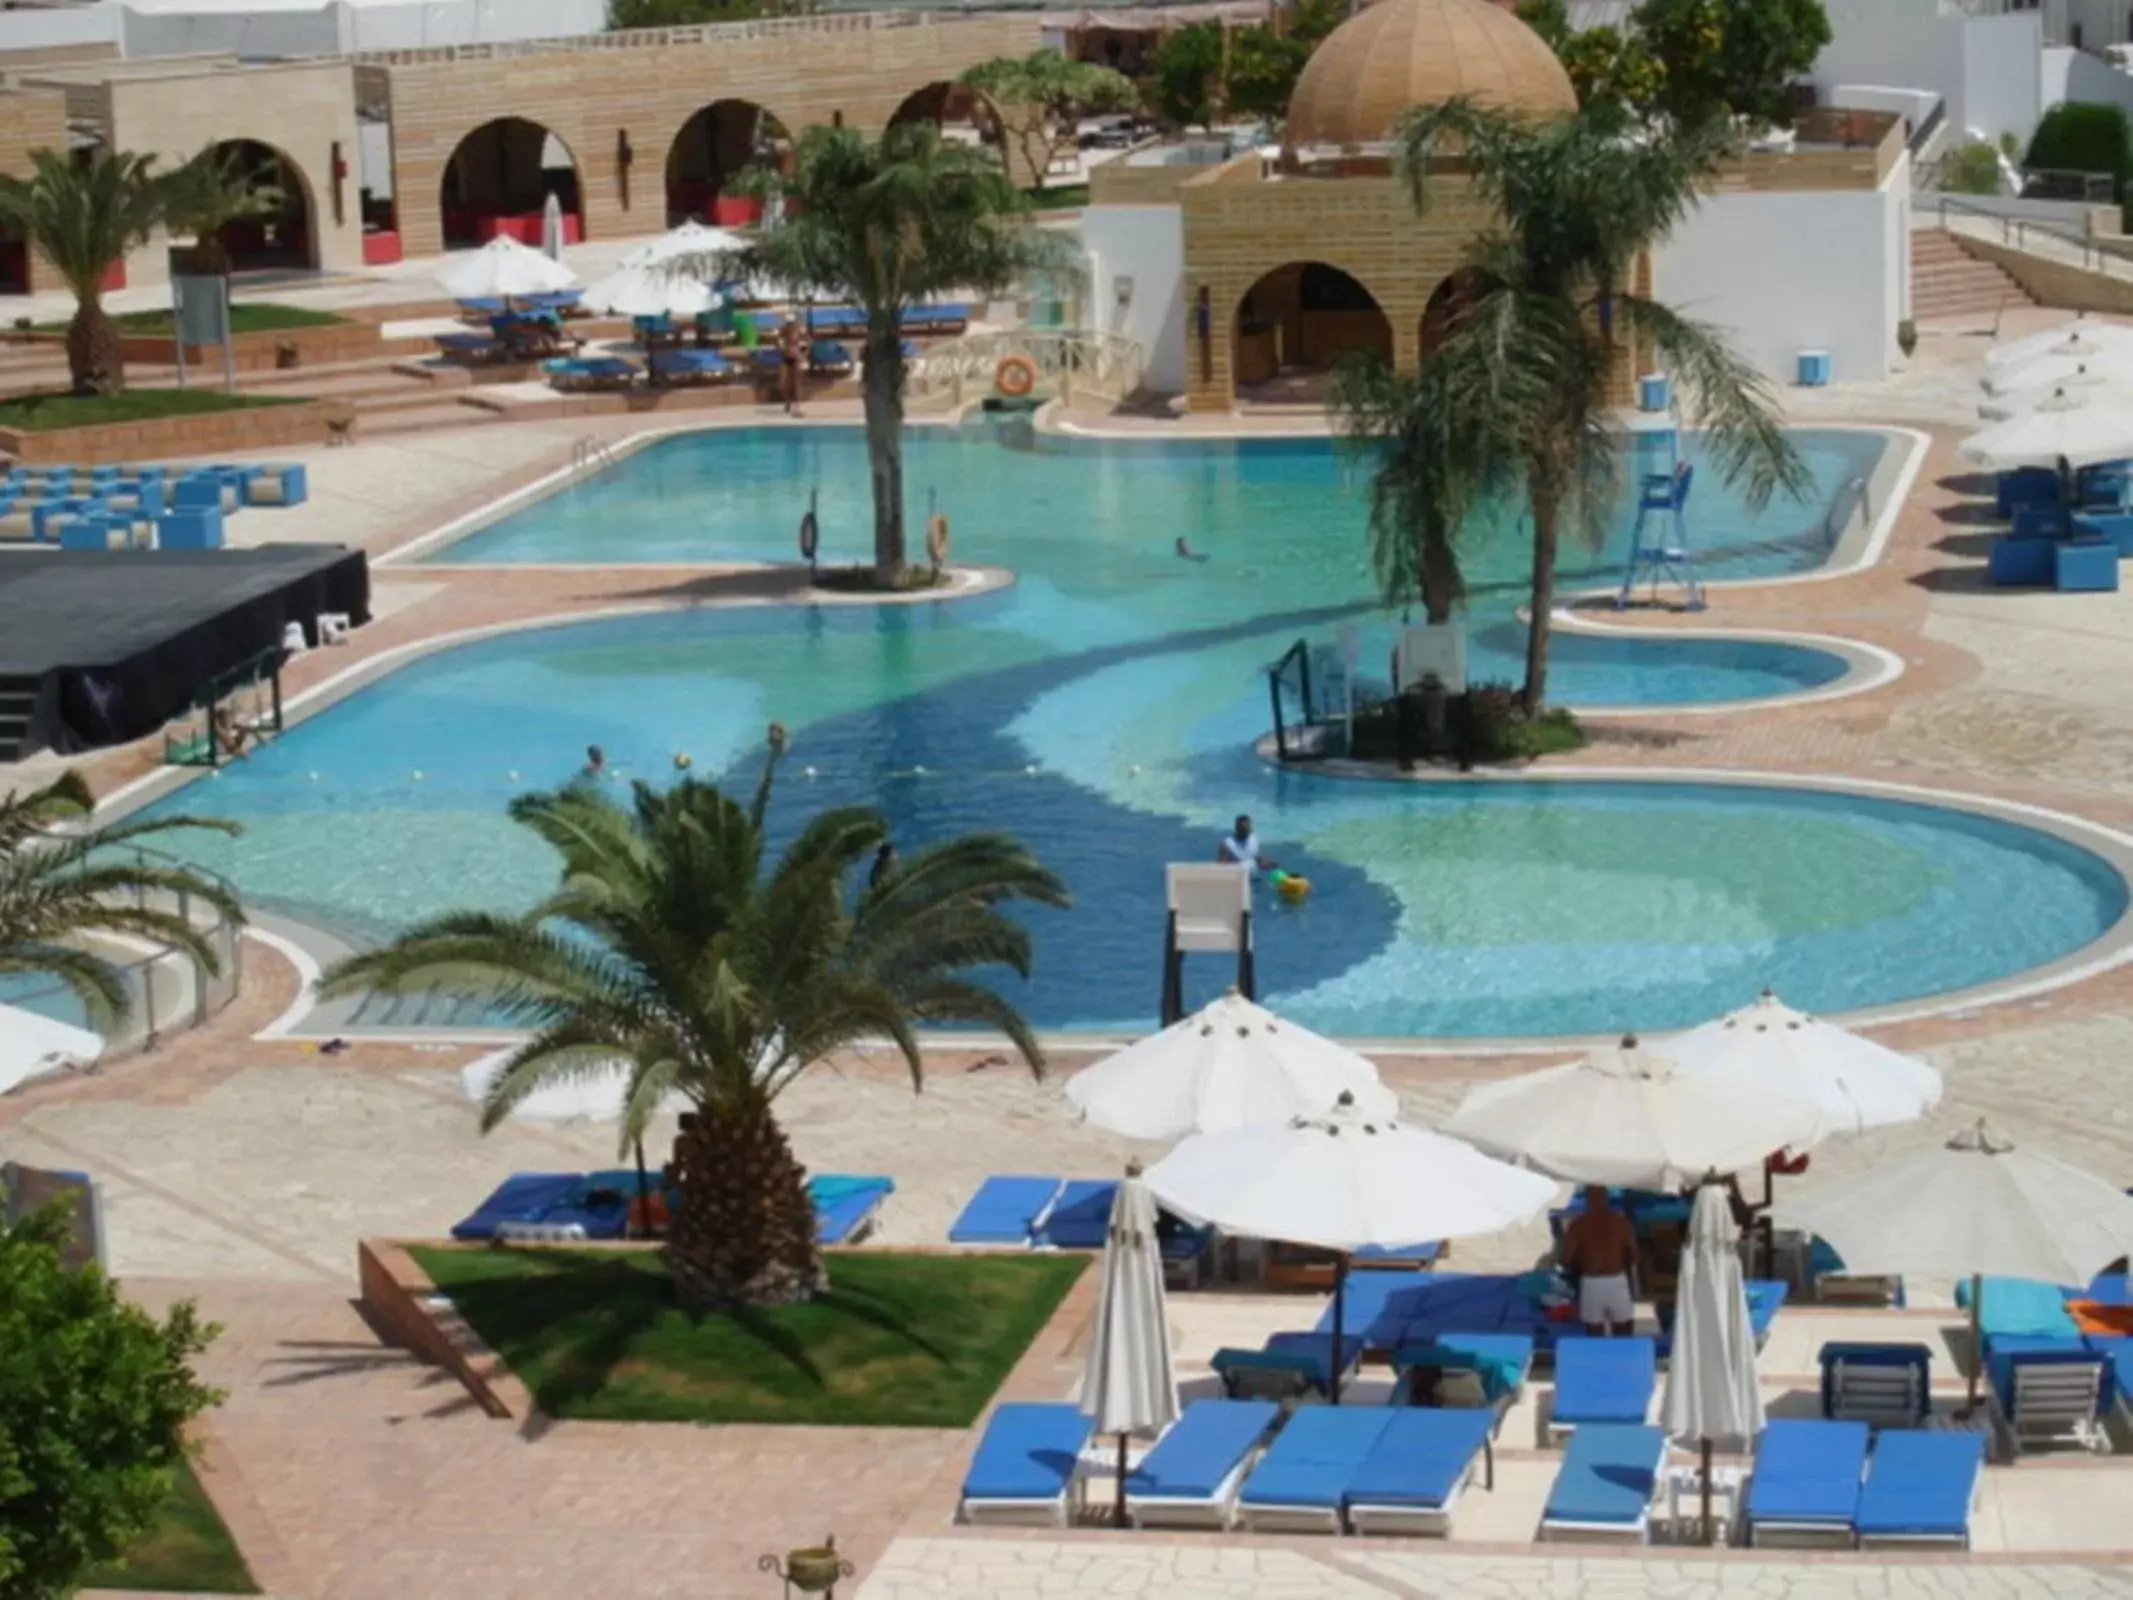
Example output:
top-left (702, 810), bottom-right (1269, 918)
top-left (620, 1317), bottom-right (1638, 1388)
top-left (34, 304), bottom-right (349, 336)
top-left (0, 389), bottom-right (302, 431)
top-left (410, 1247), bottom-right (1087, 1427)
top-left (81, 1458), bottom-right (259, 1595)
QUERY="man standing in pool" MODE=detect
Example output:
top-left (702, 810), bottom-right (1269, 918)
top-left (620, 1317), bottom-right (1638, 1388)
top-left (1216, 814), bottom-right (1276, 875)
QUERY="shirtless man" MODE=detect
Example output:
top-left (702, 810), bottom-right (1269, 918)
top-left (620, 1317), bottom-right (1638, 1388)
top-left (1560, 1185), bottom-right (1638, 1336)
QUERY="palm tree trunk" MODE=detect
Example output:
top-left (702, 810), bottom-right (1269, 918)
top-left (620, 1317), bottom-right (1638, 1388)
top-left (666, 1096), bottom-right (826, 1309)
top-left (66, 296), bottom-right (123, 397)
top-left (1421, 512), bottom-right (1457, 627)
top-left (1522, 484), bottom-right (1561, 715)
top-left (861, 325), bottom-right (907, 588)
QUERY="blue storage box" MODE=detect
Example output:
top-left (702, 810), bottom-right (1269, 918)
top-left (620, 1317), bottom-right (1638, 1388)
top-left (56, 514), bottom-right (112, 551)
top-left (30, 496), bottom-right (99, 541)
top-left (247, 463), bottom-right (307, 507)
top-left (1988, 536), bottom-right (2055, 586)
top-left (157, 504), bottom-right (224, 550)
top-left (170, 475), bottom-right (227, 511)
top-left (2056, 537), bottom-right (2120, 592)
top-left (1637, 374), bottom-right (1671, 412)
top-left (2073, 511), bottom-right (2133, 557)
top-left (1797, 349), bottom-right (1832, 386)
top-left (2012, 502), bottom-right (2070, 541)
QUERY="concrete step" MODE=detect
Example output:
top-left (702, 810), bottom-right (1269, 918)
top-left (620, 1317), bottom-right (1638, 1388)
top-left (354, 400), bottom-right (502, 436)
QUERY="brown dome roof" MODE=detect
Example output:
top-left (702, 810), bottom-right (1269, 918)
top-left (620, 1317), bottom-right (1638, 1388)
top-left (1287, 0), bottom-right (1578, 149)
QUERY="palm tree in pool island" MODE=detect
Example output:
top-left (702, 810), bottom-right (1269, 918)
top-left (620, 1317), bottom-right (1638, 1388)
top-left (1392, 101), bottom-right (1809, 712)
top-left (319, 730), bottom-right (1069, 1308)
top-left (702, 122), bottom-right (1071, 588)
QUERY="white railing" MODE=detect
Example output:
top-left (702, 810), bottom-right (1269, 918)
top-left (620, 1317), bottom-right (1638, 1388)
top-left (571, 435), bottom-right (619, 478)
top-left (352, 9), bottom-right (973, 65)
top-left (907, 328), bottom-right (1145, 411)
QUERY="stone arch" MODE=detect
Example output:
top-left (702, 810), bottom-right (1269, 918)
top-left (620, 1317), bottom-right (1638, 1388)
top-left (1231, 260), bottom-right (1392, 403)
top-left (440, 116), bottom-right (583, 250)
top-left (663, 99), bottom-right (794, 227)
top-left (203, 138), bottom-right (316, 272)
top-left (1418, 267), bottom-right (1490, 363)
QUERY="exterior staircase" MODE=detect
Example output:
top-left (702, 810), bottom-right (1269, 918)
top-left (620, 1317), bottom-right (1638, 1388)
top-left (0, 674), bottom-right (41, 764)
top-left (1911, 226), bottom-right (2036, 321)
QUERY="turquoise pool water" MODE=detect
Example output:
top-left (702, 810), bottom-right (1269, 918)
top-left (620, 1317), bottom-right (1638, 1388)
top-left (139, 423), bottom-right (2131, 1038)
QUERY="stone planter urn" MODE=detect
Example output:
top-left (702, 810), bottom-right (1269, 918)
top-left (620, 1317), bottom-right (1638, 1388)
top-left (760, 1535), bottom-right (853, 1596)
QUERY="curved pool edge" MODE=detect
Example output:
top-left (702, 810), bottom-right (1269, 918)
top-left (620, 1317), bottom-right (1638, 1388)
top-left (1546, 611), bottom-right (1905, 719)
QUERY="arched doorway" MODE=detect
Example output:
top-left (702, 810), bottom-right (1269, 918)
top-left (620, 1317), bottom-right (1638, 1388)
top-left (440, 117), bottom-right (582, 249)
top-left (664, 100), bottom-right (790, 227)
top-left (1233, 262), bottom-right (1390, 404)
top-left (1419, 268), bottom-right (1487, 362)
top-left (885, 81), bottom-right (1001, 155)
top-left (202, 140), bottom-right (314, 272)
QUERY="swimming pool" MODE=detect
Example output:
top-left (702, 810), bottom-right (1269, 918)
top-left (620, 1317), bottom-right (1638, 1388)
top-left (138, 421), bottom-right (2129, 1038)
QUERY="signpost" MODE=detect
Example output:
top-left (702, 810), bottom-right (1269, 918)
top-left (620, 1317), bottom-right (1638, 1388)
top-left (170, 249), bottom-right (235, 393)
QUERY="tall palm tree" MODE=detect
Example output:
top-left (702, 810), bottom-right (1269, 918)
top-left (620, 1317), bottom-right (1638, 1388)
top-left (0, 151), bottom-right (167, 397)
top-left (0, 772), bottom-right (243, 1028)
top-left (686, 123), bottom-right (1071, 587)
top-left (318, 732), bottom-right (1069, 1309)
top-left (159, 143), bottom-right (284, 277)
top-left (1391, 100), bottom-right (1809, 711)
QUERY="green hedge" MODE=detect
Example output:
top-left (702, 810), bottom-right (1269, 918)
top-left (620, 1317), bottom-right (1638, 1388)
top-left (2025, 102), bottom-right (2133, 195)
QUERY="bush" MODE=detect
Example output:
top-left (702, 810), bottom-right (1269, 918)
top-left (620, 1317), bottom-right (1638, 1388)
top-left (1940, 140), bottom-right (2003, 197)
top-left (1346, 681), bottom-right (1587, 766)
top-left (2025, 102), bottom-right (2133, 196)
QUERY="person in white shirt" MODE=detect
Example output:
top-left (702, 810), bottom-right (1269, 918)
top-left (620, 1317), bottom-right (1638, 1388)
top-left (1215, 814), bottom-right (1277, 874)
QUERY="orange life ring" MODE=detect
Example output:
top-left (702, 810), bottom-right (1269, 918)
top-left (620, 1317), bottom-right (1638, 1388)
top-left (995, 354), bottom-right (1038, 399)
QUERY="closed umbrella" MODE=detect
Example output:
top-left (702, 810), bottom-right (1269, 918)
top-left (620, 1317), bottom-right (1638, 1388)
top-left (1984, 322), bottom-right (2133, 371)
top-left (1662, 1184), bottom-right (1764, 1543)
top-left (0, 1003), bottom-right (100, 1095)
top-left (1775, 1121), bottom-right (2133, 1410)
top-left (540, 192), bottom-right (566, 262)
top-left (1446, 1034), bottom-right (1825, 1192)
top-left (435, 235), bottom-right (578, 301)
top-left (1077, 1168), bottom-right (1178, 1523)
top-left (1960, 391), bottom-right (2133, 471)
top-left (1146, 1092), bottom-right (1556, 1400)
top-left (1663, 989), bottom-right (1941, 1136)
top-left (1065, 989), bottom-right (1397, 1141)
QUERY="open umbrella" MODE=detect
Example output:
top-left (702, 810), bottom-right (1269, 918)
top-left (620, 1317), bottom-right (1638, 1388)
top-left (1064, 989), bottom-right (1397, 1140)
top-left (1984, 322), bottom-right (2133, 371)
top-left (1076, 1167), bottom-right (1178, 1524)
top-left (622, 219), bottom-right (748, 268)
top-left (1146, 1092), bottom-right (1555, 1400)
top-left (1980, 352), bottom-right (2133, 397)
top-left (1445, 1034), bottom-right (1825, 1192)
top-left (1661, 1184), bottom-right (1764, 1543)
top-left (1662, 989), bottom-right (1941, 1137)
top-left (435, 235), bottom-right (578, 301)
top-left (579, 264), bottom-right (721, 320)
top-left (1979, 375), bottom-right (2133, 422)
top-left (0, 1003), bottom-right (100, 1096)
top-left (1960, 390), bottom-right (2133, 471)
top-left (1775, 1121), bottom-right (2133, 1410)
top-left (540, 192), bottom-right (566, 262)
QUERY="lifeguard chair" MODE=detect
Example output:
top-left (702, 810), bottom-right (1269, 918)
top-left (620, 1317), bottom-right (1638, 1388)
top-left (1616, 461), bottom-right (1705, 611)
top-left (1160, 864), bottom-right (1254, 1026)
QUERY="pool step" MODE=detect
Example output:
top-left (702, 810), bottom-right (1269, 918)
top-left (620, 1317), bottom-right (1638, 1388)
top-left (0, 674), bottom-right (41, 763)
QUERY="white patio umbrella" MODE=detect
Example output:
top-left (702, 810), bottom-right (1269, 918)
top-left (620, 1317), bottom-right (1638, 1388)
top-left (579, 264), bottom-right (722, 319)
top-left (458, 1047), bottom-right (689, 1123)
top-left (1980, 352), bottom-right (2133, 397)
top-left (1445, 1034), bottom-right (1826, 1192)
top-left (1979, 375), bottom-right (2133, 423)
top-left (1064, 989), bottom-right (1397, 1140)
top-left (1775, 1121), bottom-right (2133, 1409)
top-left (621, 220), bottom-right (748, 269)
top-left (1662, 1184), bottom-right (1765, 1544)
top-left (0, 1003), bottom-right (101, 1096)
top-left (540, 192), bottom-right (566, 262)
top-left (435, 235), bottom-right (578, 301)
top-left (1663, 989), bottom-right (1942, 1137)
top-left (1146, 1092), bottom-right (1556, 1401)
top-left (1077, 1168), bottom-right (1179, 1523)
top-left (1984, 321), bottom-right (2133, 371)
top-left (1960, 390), bottom-right (2133, 471)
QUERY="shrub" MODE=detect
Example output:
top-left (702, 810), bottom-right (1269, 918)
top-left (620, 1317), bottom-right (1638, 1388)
top-left (1345, 680), bottom-right (1588, 766)
top-left (2025, 102), bottom-right (2133, 196)
top-left (1940, 140), bottom-right (2003, 197)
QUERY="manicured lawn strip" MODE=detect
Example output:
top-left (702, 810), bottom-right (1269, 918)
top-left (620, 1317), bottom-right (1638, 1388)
top-left (81, 1456), bottom-right (259, 1594)
top-left (35, 304), bottom-right (349, 335)
top-left (0, 389), bottom-right (301, 431)
top-left (409, 1247), bottom-right (1086, 1426)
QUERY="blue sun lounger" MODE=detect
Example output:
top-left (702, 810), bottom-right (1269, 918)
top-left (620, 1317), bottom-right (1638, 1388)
top-left (808, 339), bottom-right (855, 374)
top-left (450, 1170), bottom-right (635, 1241)
top-left (1855, 1430), bottom-right (1987, 1549)
top-left (1392, 1332), bottom-right (1535, 1413)
top-left (949, 1176), bottom-right (1064, 1244)
top-left (1547, 1337), bottom-right (1656, 1440)
top-left (1744, 1419), bottom-right (1870, 1548)
top-left (1121, 1399), bottom-right (1280, 1530)
top-left (959, 1402), bottom-right (1092, 1526)
top-left (1237, 1404), bottom-right (1393, 1533)
top-left (1035, 1180), bottom-right (1117, 1248)
top-left (450, 1173), bottom-right (580, 1239)
top-left (649, 348), bottom-right (736, 384)
top-left (1539, 1423), bottom-right (1667, 1543)
top-left (810, 1174), bottom-right (893, 1244)
top-left (1344, 1406), bottom-right (1498, 1536)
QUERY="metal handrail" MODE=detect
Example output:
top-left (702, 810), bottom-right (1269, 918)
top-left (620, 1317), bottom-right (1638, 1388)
top-left (1931, 191), bottom-right (2132, 279)
top-left (1906, 97), bottom-right (1948, 160)
top-left (571, 435), bottom-right (619, 477)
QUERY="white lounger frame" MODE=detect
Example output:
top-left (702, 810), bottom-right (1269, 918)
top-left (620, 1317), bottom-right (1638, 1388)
top-left (1990, 1361), bottom-right (2110, 1458)
top-left (1124, 1451), bottom-right (1261, 1531)
top-left (960, 1474), bottom-right (1084, 1528)
top-left (1537, 1507), bottom-right (1653, 1545)
top-left (1744, 1514), bottom-right (1858, 1550)
top-left (1236, 1498), bottom-right (1345, 1534)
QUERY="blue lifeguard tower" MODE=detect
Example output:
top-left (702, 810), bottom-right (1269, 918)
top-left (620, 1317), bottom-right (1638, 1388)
top-left (1615, 459), bottom-right (1706, 611)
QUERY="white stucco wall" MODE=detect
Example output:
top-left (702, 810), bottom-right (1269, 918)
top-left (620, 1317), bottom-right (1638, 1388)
top-left (1654, 178), bottom-right (1904, 387)
top-left (0, 5), bottom-right (122, 52)
top-left (1078, 203), bottom-right (1185, 395)
top-left (117, 0), bottom-right (605, 58)
top-left (1817, 0), bottom-right (2042, 147)
top-left (2042, 42), bottom-right (2133, 120)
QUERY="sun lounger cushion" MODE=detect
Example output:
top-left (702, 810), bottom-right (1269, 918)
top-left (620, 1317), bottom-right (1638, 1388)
top-left (435, 332), bottom-right (500, 358)
top-left (2087, 1273), bottom-right (2133, 1307)
top-left (1238, 1405), bottom-right (1393, 1512)
top-left (1552, 1336), bottom-right (1656, 1427)
top-left (810, 1174), bottom-right (893, 1244)
top-left (1394, 1333), bottom-right (1534, 1402)
top-left (1210, 1346), bottom-right (1322, 1399)
top-left (1543, 1424), bottom-right (1664, 1528)
top-left (1746, 1419), bottom-right (1869, 1529)
top-left (962, 1403), bottom-right (1091, 1504)
top-left (1963, 1277), bottom-right (2080, 1340)
top-left (1855, 1431), bottom-right (1985, 1542)
top-left (1125, 1399), bottom-right (1279, 1500)
top-left (450, 1172), bottom-right (584, 1240)
top-left (948, 1175), bottom-right (1062, 1244)
top-left (1745, 1279), bottom-right (1788, 1339)
top-left (1037, 1180), bottom-right (1118, 1248)
top-left (1262, 1331), bottom-right (1364, 1391)
top-left (1345, 1406), bottom-right (1495, 1511)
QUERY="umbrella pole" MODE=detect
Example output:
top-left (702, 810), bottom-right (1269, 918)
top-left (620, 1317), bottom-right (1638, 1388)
top-left (1114, 1430), bottom-right (1128, 1526)
top-left (1329, 1252), bottom-right (1349, 1406)
top-left (1701, 1436), bottom-right (1715, 1546)
top-left (1964, 1271), bottom-right (1983, 1417)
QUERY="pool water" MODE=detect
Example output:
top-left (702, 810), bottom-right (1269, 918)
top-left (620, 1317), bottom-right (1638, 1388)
top-left (140, 423), bottom-right (2130, 1038)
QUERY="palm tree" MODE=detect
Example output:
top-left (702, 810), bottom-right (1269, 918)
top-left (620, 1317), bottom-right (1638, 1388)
top-left (0, 151), bottom-right (168, 397)
top-left (0, 772), bottom-right (243, 1028)
top-left (318, 732), bottom-right (1069, 1310)
top-left (1391, 100), bottom-right (1809, 711)
top-left (159, 143), bottom-right (284, 277)
top-left (688, 123), bottom-right (1071, 587)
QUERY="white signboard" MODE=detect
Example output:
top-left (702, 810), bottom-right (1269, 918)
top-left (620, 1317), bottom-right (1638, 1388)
top-left (1395, 623), bottom-right (1467, 695)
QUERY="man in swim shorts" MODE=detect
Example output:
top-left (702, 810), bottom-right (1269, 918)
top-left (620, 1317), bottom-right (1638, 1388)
top-left (1561, 1185), bottom-right (1638, 1336)
top-left (1216, 814), bottom-right (1277, 874)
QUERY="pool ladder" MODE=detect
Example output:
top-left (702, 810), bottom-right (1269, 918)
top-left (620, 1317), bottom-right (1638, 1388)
top-left (570, 435), bottom-right (619, 480)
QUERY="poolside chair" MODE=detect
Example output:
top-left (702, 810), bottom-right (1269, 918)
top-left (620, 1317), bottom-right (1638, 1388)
top-left (1855, 1430), bottom-right (1988, 1550)
top-left (648, 348), bottom-right (735, 386)
top-left (1820, 1342), bottom-right (1931, 1428)
top-left (1236, 1404), bottom-right (1393, 1533)
top-left (1743, 1418), bottom-right (1869, 1548)
top-left (545, 356), bottom-right (637, 393)
top-left (1392, 1333), bottom-right (1534, 1424)
top-left (450, 1172), bottom-right (586, 1240)
top-left (1034, 1179), bottom-right (1117, 1249)
top-left (959, 1402), bottom-right (1092, 1527)
top-left (947, 1175), bottom-right (1063, 1245)
top-left (1121, 1398), bottom-right (1280, 1530)
top-left (808, 339), bottom-right (855, 375)
top-left (434, 331), bottom-right (505, 364)
top-left (810, 1174), bottom-right (893, 1245)
top-left (1988, 1345), bottom-right (2109, 1457)
top-left (1344, 1406), bottom-right (1497, 1537)
top-left (1546, 1336), bottom-right (1656, 1441)
top-left (1538, 1424), bottom-right (1667, 1543)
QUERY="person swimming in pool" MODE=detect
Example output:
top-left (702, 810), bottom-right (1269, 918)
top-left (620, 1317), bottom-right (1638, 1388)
top-left (1216, 814), bottom-right (1276, 874)
top-left (583, 744), bottom-right (607, 779)
top-left (1175, 535), bottom-right (1209, 562)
